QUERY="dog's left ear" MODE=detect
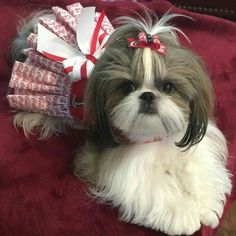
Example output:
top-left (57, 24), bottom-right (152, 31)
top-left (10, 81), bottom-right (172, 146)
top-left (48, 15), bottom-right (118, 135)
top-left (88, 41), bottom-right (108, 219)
top-left (176, 56), bottom-right (215, 149)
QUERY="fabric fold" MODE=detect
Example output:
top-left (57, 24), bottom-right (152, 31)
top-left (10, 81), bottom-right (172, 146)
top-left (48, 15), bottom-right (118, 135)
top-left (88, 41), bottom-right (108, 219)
top-left (7, 2), bottom-right (114, 122)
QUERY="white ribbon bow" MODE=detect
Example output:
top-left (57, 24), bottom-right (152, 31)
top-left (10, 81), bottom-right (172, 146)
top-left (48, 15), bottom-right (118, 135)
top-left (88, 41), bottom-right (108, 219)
top-left (37, 7), bottom-right (110, 81)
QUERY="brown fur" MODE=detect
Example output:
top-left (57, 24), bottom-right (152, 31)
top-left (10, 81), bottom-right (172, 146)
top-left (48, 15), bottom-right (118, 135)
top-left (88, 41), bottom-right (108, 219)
top-left (84, 15), bottom-right (214, 150)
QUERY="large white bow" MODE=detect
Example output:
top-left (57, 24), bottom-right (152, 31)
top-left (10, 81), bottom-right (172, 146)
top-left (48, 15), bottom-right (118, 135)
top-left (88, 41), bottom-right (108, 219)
top-left (37, 7), bottom-right (110, 81)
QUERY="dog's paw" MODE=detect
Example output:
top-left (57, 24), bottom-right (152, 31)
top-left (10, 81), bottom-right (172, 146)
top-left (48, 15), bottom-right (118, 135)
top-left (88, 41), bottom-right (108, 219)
top-left (200, 209), bottom-right (219, 228)
top-left (200, 201), bottom-right (224, 228)
top-left (158, 207), bottom-right (201, 235)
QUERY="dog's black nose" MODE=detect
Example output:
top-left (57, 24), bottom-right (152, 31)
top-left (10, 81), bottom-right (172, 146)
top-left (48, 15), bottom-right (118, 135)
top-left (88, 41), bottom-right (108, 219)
top-left (139, 92), bottom-right (155, 103)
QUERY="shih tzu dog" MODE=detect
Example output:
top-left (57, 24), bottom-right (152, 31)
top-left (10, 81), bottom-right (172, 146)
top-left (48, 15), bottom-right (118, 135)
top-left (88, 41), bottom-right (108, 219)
top-left (73, 14), bottom-right (232, 235)
top-left (11, 7), bottom-right (232, 236)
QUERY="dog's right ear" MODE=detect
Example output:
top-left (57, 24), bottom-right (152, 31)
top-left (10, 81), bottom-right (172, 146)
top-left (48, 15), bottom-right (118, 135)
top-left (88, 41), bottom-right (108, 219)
top-left (84, 76), bottom-right (119, 148)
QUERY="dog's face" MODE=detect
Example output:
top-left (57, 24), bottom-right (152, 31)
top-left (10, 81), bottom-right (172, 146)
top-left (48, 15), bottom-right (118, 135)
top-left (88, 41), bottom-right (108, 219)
top-left (85, 15), bottom-right (214, 149)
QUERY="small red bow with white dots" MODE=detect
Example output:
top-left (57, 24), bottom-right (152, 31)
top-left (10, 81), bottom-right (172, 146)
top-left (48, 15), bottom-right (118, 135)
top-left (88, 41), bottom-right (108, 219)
top-left (128, 32), bottom-right (166, 55)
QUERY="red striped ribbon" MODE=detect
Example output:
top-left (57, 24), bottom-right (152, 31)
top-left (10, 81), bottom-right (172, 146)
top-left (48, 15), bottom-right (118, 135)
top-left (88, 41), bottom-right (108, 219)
top-left (42, 9), bottom-right (107, 121)
top-left (90, 10), bottom-right (106, 54)
top-left (42, 51), bottom-right (65, 62)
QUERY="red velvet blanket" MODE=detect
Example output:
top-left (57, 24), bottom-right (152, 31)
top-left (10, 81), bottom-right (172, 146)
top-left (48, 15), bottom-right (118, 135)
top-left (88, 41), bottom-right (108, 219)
top-left (0, 1), bottom-right (235, 235)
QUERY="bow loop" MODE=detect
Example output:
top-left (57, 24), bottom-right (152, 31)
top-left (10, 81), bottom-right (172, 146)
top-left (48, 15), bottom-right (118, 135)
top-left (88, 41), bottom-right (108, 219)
top-left (7, 3), bottom-right (114, 121)
top-left (128, 32), bottom-right (166, 55)
top-left (37, 7), bottom-right (111, 81)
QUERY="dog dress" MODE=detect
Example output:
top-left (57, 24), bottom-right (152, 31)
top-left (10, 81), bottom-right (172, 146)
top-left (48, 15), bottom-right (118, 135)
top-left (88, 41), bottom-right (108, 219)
top-left (7, 2), bottom-right (114, 123)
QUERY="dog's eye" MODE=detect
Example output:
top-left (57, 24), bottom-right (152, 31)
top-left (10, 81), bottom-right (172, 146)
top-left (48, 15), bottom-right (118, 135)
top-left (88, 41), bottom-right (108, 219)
top-left (161, 82), bottom-right (175, 95)
top-left (121, 81), bottom-right (136, 95)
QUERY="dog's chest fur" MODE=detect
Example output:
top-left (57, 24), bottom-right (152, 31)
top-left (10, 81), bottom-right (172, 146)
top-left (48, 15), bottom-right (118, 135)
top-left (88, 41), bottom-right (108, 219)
top-left (77, 123), bottom-right (231, 234)
top-left (98, 136), bottom-right (203, 200)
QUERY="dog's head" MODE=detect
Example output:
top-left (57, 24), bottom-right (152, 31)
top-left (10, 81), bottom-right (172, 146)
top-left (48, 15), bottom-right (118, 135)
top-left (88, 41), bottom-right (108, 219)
top-left (85, 13), bottom-right (214, 149)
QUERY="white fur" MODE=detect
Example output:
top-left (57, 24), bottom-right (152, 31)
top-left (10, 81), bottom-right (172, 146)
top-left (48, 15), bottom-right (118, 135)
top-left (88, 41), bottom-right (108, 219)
top-left (117, 13), bottom-right (190, 46)
top-left (142, 48), bottom-right (154, 85)
top-left (14, 112), bottom-right (84, 139)
top-left (111, 88), bottom-right (186, 143)
top-left (89, 122), bottom-right (231, 235)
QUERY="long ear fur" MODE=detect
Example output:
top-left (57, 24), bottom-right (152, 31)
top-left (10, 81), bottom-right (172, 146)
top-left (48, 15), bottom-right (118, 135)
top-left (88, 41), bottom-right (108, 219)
top-left (176, 98), bottom-right (208, 149)
top-left (176, 57), bottom-right (215, 149)
top-left (85, 75), bottom-right (119, 148)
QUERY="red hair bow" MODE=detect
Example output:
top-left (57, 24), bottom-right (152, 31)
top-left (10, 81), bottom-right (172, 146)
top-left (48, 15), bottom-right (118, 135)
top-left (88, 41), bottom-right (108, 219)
top-left (128, 32), bottom-right (166, 55)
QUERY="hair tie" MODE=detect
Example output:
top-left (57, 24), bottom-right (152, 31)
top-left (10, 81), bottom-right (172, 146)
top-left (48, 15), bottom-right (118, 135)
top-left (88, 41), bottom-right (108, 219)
top-left (128, 32), bottom-right (166, 55)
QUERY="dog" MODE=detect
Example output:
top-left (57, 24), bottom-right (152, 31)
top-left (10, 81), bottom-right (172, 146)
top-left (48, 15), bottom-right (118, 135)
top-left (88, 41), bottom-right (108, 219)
top-left (10, 6), bottom-right (232, 236)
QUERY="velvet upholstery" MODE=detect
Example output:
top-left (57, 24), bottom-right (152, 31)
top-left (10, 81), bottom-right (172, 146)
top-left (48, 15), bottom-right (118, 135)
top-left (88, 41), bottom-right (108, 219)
top-left (0, 1), bottom-right (235, 235)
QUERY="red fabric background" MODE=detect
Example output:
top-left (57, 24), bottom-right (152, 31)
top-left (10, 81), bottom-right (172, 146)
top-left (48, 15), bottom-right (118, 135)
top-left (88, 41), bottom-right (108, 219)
top-left (0, 1), bottom-right (236, 235)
